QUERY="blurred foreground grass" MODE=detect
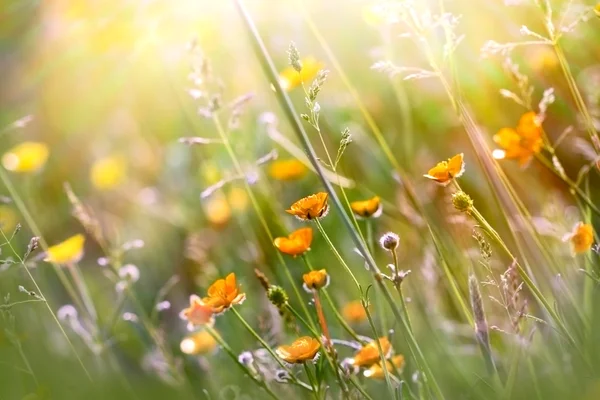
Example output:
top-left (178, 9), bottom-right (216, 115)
top-left (1, 0), bottom-right (600, 399)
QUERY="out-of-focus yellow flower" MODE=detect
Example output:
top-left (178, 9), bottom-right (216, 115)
top-left (279, 57), bottom-right (324, 91)
top-left (363, 355), bottom-right (405, 379)
top-left (350, 196), bottom-right (382, 218)
top-left (527, 46), bottom-right (559, 72)
top-left (424, 153), bottom-right (465, 186)
top-left (563, 222), bottom-right (595, 255)
top-left (202, 163), bottom-right (221, 185)
top-left (204, 194), bottom-right (232, 228)
top-left (286, 192), bottom-right (329, 220)
top-left (276, 336), bottom-right (320, 364)
top-left (350, 337), bottom-right (392, 367)
top-left (90, 156), bottom-right (126, 190)
top-left (179, 295), bottom-right (215, 331)
top-left (0, 205), bottom-right (18, 233)
top-left (274, 227), bottom-right (313, 257)
top-left (493, 112), bottom-right (543, 167)
top-left (44, 234), bottom-right (85, 265)
top-left (2, 142), bottom-right (49, 173)
top-left (302, 269), bottom-right (329, 291)
top-left (228, 187), bottom-right (249, 212)
top-left (342, 300), bottom-right (368, 324)
top-left (202, 273), bottom-right (246, 314)
top-left (180, 330), bottom-right (217, 355)
top-left (268, 159), bottom-right (307, 181)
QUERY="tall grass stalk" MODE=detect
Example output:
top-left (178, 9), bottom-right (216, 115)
top-left (232, 1), bottom-right (445, 397)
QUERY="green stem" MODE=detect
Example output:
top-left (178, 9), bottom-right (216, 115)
top-left (211, 114), bottom-right (317, 331)
top-left (205, 326), bottom-right (279, 400)
top-left (301, 255), bottom-right (364, 343)
top-left (303, 363), bottom-right (320, 400)
top-left (69, 262), bottom-right (98, 324)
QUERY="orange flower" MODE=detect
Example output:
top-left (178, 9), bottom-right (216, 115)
top-left (303, 269), bottom-right (329, 291)
top-left (563, 222), bottom-right (595, 255)
top-left (424, 153), bottom-right (465, 186)
top-left (269, 159), bottom-right (307, 181)
top-left (363, 355), bottom-right (405, 379)
top-left (274, 227), bottom-right (313, 256)
top-left (276, 336), bottom-right (321, 363)
top-left (179, 295), bottom-right (215, 331)
top-left (279, 57), bottom-right (324, 91)
top-left (350, 196), bottom-right (382, 218)
top-left (350, 337), bottom-right (392, 367)
top-left (342, 300), bottom-right (368, 324)
top-left (286, 192), bottom-right (329, 220)
top-left (202, 273), bottom-right (246, 314)
top-left (180, 330), bottom-right (218, 355)
top-left (493, 112), bottom-right (543, 167)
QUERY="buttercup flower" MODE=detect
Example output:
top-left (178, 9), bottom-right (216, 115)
top-left (269, 159), bottom-right (307, 181)
top-left (342, 300), bottom-right (368, 324)
top-left (303, 269), bottom-right (330, 292)
top-left (276, 336), bottom-right (321, 364)
top-left (286, 192), bottom-right (329, 220)
top-left (563, 222), bottom-right (594, 255)
top-left (179, 295), bottom-right (215, 331)
top-left (203, 194), bottom-right (232, 227)
top-left (424, 153), bottom-right (465, 186)
top-left (2, 142), bottom-right (49, 173)
top-left (350, 196), bottom-right (382, 218)
top-left (90, 156), bottom-right (126, 190)
top-left (0, 205), bottom-right (19, 233)
top-left (180, 330), bottom-right (217, 355)
top-left (363, 355), bottom-right (405, 379)
top-left (279, 57), bottom-right (324, 91)
top-left (493, 112), bottom-right (543, 167)
top-left (44, 234), bottom-right (85, 265)
top-left (202, 273), bottom-right (246, 314)
top-left (349, 337), bottom-right (392, 367)
top-left (274, 227), bottom-right (313, 256)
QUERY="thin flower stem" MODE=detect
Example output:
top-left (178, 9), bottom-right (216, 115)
top-left (364, 297), bottom-right (398, 400)
top-left (0, 299), bottom-right (45, 310)
top-left (69, 262), bottom-right (98, 324)
top-left (0, 226), bottom-right (93, 382)
top-left (313, 219), bottom-right (361, 291)
top-left (312, 290), bottom-right (331, 347)
top-left (211, 114), bottom-right (317, 331)
top-left (301, 255), bottom-right (364, 343)
top-left (205, 326), bottom-right (279, 400)
top-left (230, 307), bottom-right (298, 382)
top-left (303, 363), bottom-right (320, 400)
top-left (366, 220), bottom-right (389, 341)
top-left (391, 249), bottom-right (413, 332)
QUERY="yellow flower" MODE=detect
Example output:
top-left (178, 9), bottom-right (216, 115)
top-left (2, 142), bottom-right (49, 173)
top-left (350, 337), bottom-right (392, 367)
top-left (44, 234), bottom-right (85, 265)
top-left (0, 205), bottom-right (19, 233)
top-left (563, 222), bottom-right (594, 255)
top-left (286, 192), bottom-right (329, 220)
top-left (350, 196), bottom-right (382, 218)
top-left (274, 227), bottom-right (313, 257)
top-left (180, 330), bottom-right (217, 355)
top-left (493, 112), bottom-right (543, 167)
top-left (302, 269), bottom-right (329, 291)
top-left (342, 300), bottom-right (368, 324)
top-left (279, 57), bottom-right (324, 91)
top-left (269, 159), bottom-right (308, 181)
top-left (179, 295), bottom-right (215, 331)
top-left (276, 336), bottom-right (321, 364)
top-left (90, 156), bottom-right (126, 190)
top-left (424, 153), bottom-right (465, 186)
top-left (364, 355), bottom-right (405, 379)
top-left (204, 194), bottom-right (232, 228)
top-left (228, 187), bottom-right (249, 212)
top-left (202, 273), bottom-right (246, 314)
